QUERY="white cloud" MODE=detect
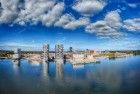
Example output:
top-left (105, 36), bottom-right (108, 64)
top-left (0, 0), bottom-right (65, 26)
top-left (0, 0), bottom-right (89, 29)
top-left (128, 3), bottom-right (137, 8)
top-left (86, 10), bottom-right (123, 38)
top-left (64, 17), bottom-right (90, 29)
top-left (86, 20), bottom-right (106, 33)
top-left (104, 10), bottom-right (122, 29)
top-left (86, 20), bottom-right (122, 38)
top-left (41, 2), bottom-right (64, 26)
top-left (55, 13), bottom-right (90, 29)
top-left (72, 0), bottom-right (106, 16)
top-left (54, 14), bottom-right (75, 27)
top-left (0, 0), bottom-right (19, 23)
top-left (123, 18), bottom-right (140, 31)
top-left (0, 0), bottom-right (139, 39)
top-left (15, 0), bottom-right (56, 25)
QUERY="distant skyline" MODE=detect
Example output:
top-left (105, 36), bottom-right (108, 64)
top-left (0, 0), bottom-right (140, 50)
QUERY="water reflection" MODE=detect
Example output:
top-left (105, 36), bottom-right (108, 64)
top-left (55, 63), bottom-right (63, 81)
top-left (12, 59), bottom-right (21, 67)
top-left (0, 56), bottom-right (140, 94)
top-left (42, 62), bottom-right (49, 79)
top-left (86, 64), bottom-right (122, 94)
top-left (73, 64), bottom-right (85, 69)
top-left (12, 60), bottom-right (20, 75)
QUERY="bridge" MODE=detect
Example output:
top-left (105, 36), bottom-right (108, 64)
top-left (0, 45), bottom-right (105, 65)
top-left (0, 44), bottom-right (64, 65)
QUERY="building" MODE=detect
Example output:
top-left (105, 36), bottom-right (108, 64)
top-left (43, 44), bottom-right (49, 62)
top-left (55, 44), bottom-right (64, 63)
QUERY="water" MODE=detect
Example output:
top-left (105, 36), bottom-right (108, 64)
top-left (0, 56), bottom-right (140, 94)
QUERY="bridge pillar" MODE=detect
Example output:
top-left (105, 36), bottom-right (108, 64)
top-left (43, 44), bottom-right (49, 62)
top-left (13, 48), bottom-right (21, 59)
top-left (13, 48), bottom-right (21, 66)
top-left (55, 44), bottom-right (64, 64)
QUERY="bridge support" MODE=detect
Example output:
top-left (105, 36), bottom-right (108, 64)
top-left (55, 44), bottom-right (64, 64)
top-left (13, 48), bottom-right (21, 59)
top-left (43, 44), bottom-right (49, 62)
top-left (13, 48), bottom-right (21, 66)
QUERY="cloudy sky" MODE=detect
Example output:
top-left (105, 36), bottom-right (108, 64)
top-left (0, 0), bottom-right (140, 50)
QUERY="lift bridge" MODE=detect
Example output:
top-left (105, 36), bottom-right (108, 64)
top-left (0, 45), bottom-right (64, 64)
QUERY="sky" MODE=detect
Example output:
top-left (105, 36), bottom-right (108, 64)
top-left (0, 0), bottom-right (140, 51)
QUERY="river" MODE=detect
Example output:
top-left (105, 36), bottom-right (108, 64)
top-left (0, 55), bottom-right (140, 94)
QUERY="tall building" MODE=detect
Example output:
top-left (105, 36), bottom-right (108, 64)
top-left (55, 44), bottom-right (63, 63)
top-left (43, 44), bottom-right (49, 62)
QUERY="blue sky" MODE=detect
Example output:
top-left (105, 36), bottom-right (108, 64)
top-left (0, 0), bottom-right (140, 50)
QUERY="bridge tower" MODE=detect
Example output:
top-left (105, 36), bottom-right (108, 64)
top-left (13, 48), bottom-right (21, 66)
top-left (43, 44), bottom-right (49, 62)
top-left (56, 63), bottom-right (63, 81)
top-left (13, 48), bottom-right (21, 59)
top-left (55, 44), bottom-right (64, 64)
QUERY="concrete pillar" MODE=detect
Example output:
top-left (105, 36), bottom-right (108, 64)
top-left (56, 63), bottom-right (63, 82)
top-left (43, 44), bottom-right (49, 62)
top-left (55, 44), bottom-right (63, 64)
top-left (13, 48), bottom-right (21, 59)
